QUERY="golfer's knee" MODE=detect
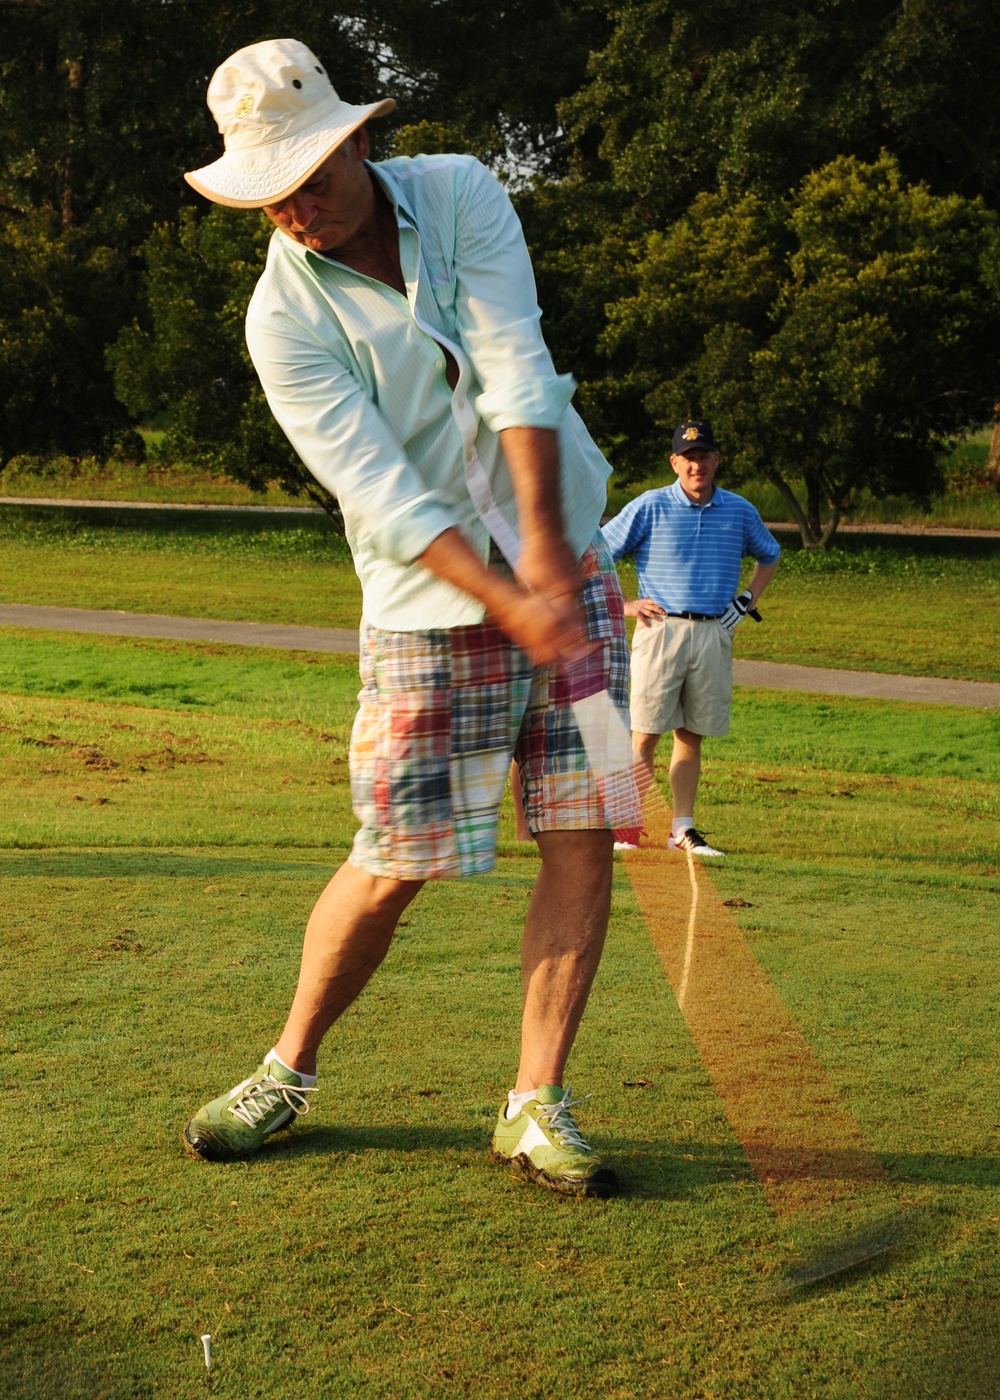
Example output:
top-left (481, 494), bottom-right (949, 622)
top-left (366, 875), bottom-right (424, 920)
top-left (536, 828), bottom-right (612, 870)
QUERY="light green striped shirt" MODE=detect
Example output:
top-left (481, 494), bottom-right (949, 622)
top-left (245, 153), bottom-right (611, 629)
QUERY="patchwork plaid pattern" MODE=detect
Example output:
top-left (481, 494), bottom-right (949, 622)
top-left (350, 535), bottom-right (639, 880)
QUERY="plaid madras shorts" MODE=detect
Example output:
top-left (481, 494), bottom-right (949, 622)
top-left (349, 533), bottom-right (640, 880)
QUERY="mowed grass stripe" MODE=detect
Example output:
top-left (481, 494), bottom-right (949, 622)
top-left (621, 794), bottom-right (885, 1219)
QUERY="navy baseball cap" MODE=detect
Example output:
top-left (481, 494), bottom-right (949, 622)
top-left (672, 420), bottom-right (718, 454)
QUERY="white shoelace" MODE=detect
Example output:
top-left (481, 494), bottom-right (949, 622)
top-left (229, 1074), bottom-right (317, 1129)
top-left (537, 1088), bottom-right (593, 1151)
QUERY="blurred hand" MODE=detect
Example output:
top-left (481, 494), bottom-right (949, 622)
top-left (493, 587), bottom-right (592, 666)
top-left (512, 533), bottom-right (590, 661)
top-left (515, 534), bottom-right (583, 604)
top-left (418, 526), bottom-right (592, 666)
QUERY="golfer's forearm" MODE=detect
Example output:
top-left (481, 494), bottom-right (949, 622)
top-left (498, 426), bottom-right (565, 543)
top-left (418, 527), bottom-right (520, 617)
top-left (746, 561), bottom-right (779, 604)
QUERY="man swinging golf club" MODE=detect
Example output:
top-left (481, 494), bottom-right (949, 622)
top-left (180, 38), bottom-right (640, 1196)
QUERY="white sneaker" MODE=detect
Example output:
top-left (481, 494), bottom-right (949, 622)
top-left (668, 826), bottom-right (725, 858)
top-left (613, 841), bottom-right (639, 851)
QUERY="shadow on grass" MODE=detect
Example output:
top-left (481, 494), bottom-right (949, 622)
top-left (259, 1126), bottom-right (749, 1200)
top-left (768, 526), bottom-right (1000, 562)
top-left (875, 1302), bottom-right (1000, 1400)
top-left (694, 1144), bottom-right (1000, 1191)
top-left (247, 1128), bottom-right (1000, 1198)
top-left (0, 499), bottom-right (343, 541)
top-left (881, 1150), bottom-right (1000, 1188)
top-left (0, 1291), bottom-right (128, 1400)
top-left (681, 1142), bottom-right (1000, 1193)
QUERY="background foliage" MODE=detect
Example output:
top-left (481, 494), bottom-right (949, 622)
top-left (523, 0), bottom-right (1000, 537)
top-left (3, 0), bottom-right (1000, 540)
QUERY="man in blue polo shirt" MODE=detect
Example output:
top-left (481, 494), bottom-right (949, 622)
top-left (602, 421), bottom-right (780, 857)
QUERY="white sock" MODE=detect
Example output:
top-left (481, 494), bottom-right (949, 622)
top-left (672, 817), bottom-right (694, 840)
top-left (266, 1048), bottom-right (317, 1088)
top-left (505, 1087), bottom-right (538, 1120)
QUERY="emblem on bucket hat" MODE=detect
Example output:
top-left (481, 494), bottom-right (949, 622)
top-left (184, 38), bottom-right (395, 209)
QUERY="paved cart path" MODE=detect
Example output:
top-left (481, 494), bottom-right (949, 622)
top-left (2, 602), bottom-right (998, 708)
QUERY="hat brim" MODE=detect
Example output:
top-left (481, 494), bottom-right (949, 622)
top-left (184, 97), bottom-right (395, 209)
top-left (672, 440), bottom-right (718, 455)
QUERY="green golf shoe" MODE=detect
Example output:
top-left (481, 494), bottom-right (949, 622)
top-left (491, 1084), bottom-right (618, 1198)
top-left (183, 1055), bottom-right (316, 1161)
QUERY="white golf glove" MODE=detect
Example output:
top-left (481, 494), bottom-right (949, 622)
top-left (719, 590), bottom-right (756, 634)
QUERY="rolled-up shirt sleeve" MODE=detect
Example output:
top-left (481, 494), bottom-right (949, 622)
top-left (452, 160), bottom-right (576, 432)
top-left (246, 312), bottom-right (458, 565)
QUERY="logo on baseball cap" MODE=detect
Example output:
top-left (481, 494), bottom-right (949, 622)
top-left (672, 420), bottom-right (718, 454)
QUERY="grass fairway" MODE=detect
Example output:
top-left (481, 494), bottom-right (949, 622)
top-left (0, 507), bottom-right (361, 630)
top-left (2, 506), bottom-right (999, 680)
top-left (2, 632), bottom-right (998, 1398)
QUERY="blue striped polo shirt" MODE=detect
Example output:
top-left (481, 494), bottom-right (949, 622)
top-left (601, 481), bottom-right (780, 615)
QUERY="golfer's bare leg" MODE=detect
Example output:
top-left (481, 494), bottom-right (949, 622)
top-left (514, 829), bottom-right (614, 1092)
top-left (669, 726), bottom-right (703, 820)
top-left (273, 861), bottom-right (424, 1076)
top-left (509, 759), bottom-right (532, 842)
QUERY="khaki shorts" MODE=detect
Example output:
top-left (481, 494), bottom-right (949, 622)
top-left (628, 616), bottom-right (733, 738)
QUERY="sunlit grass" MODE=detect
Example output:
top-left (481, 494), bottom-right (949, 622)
top-left (1, 634), bottom-right (998, 1398)
top-left (0, 507), bottom-right (361, 628)
top-left (2, 508), bottom-right (998, 680)
top-left (618, 539), bottom-right (1000, 681)
top-left (0, 454), bottom-right (311, 508)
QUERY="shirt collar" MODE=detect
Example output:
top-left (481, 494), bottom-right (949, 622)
top-left (368, 160), bottom-right (417, 226)
top-left (669, 479), bottom-right (719, 509)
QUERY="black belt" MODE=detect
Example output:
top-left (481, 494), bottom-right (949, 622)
top-left (665, 611), bottom-right (722, 621)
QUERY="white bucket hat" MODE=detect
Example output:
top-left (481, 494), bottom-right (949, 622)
top-left (184, 38), bottom-right (395, 209)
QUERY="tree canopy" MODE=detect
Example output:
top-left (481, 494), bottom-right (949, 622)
top-left (3, 0), bottom-right (1000, 540)
top-left (0, 0), bottom-right (601, 472)
top-left (602, 154), bottom-right (1000, 544)
top-left (524, 0), bottom-right (1000, 540)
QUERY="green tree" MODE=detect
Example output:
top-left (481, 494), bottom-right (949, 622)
top-left (106, 206), bottom-right (332, 507)
top-left (0, 0), bottom-right (390, 469)
top-left (0, 0), bottom-right (603, 481)
top-left (0, 1), bottom-right (391, 244)
top-left (603, 154), bottom-right (1000, 545)
top-left (0, 209), bottom-right (132, 467)
top-left (523, 0), bottom-right (1000, 522)
top-left (340, 0), bottom-right (608, 175)
top-left (103, 4), bottom-right (604, 504)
